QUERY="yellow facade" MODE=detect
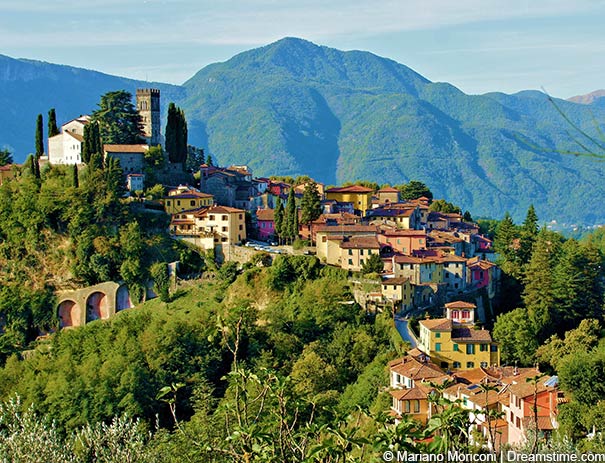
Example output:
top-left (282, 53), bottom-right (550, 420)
top-left (381, 278), bottom-right (414, 311)
top-left (163, 192), bottom-right (213, 214)
top-left (418, 310), bottom-right (500, 371)
top-left (325, 186), bottom-right (373, 215)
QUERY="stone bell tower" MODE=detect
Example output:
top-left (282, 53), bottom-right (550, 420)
top-left (136, 88), bottom-right (161, 146)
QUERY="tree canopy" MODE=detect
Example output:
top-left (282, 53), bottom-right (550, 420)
top-left (91, 91), bottom-right (143, 145)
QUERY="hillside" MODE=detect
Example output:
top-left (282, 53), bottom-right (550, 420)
top-left (0, 54), bottom-right (183, 157)
top-left (3, 39), bottom-right (605, 223)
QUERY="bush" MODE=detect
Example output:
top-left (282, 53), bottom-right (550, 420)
top-left (293, 239), bottom-right (310, 250)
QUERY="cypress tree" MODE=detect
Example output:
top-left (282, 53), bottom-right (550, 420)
top-left (284, 188), bottom-right (298, 243)
top-left (48, 108), bottom-right (59, 137)
top-left (92, 121), bottom-right (103, 155)
top-left (35, 114), bottom-right (44, 158)
top-left (274, 198), bottom-right (284, 242)
top-left (519, 204), bottom-right (539, 264)
top-left (300, 181), bottom-right (322, 225)
top-left (165, 103), bottom-right (188, 163)
top-left (206, 154), bottom-right (214, 166)
top-left (82, 124), bottom-right (91, 163)
top-left (72, 164), bottom-right (79, 188)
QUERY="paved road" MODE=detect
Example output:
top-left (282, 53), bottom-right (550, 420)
top-left (394, 317), bottom-right (417, 347)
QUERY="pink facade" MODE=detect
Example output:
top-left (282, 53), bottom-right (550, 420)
top-left (471, 268), bottom-right (490, 289)
top-left (258, 219), bottom-right (274, 240)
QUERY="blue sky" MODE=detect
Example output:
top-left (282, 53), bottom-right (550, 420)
top-left (1, 0), bottom-right (604, 98)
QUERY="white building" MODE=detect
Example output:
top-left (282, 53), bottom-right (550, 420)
top-left (48, 116), bottom-right (90, 165)
top-left (126, 173), bottom-right (145, 192)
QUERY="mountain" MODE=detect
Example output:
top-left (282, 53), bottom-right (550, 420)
top-left (2, 38), bottom-right (605, 224)
top-left (567, 89), bottom-right (605, 105)
top-left (0, 54), bottom-right (183, 157)
top-left (180, 38), bottom-right (605, 224)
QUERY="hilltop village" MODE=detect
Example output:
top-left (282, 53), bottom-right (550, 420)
top-left (0, 88), bottom-right (590, 455)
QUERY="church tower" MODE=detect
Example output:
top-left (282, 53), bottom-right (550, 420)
top-left (136, 88), bottom-right (161, 146)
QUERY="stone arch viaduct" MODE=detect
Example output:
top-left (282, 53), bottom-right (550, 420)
top-left (56, 282), bottom-right (135, 328)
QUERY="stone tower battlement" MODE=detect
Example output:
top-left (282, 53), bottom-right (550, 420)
top-left (136, 88), bottom-right (161, 146)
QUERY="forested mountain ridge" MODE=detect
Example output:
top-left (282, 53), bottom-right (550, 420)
top-left (3, 38), bottom-right (605, 223)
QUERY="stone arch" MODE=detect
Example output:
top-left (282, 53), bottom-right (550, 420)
top-left (86, 291), bottom-right (109, 322)
top-left (116, 284), bottom-right (132, 312)
top-left (58, 300), bottom-right (81, 328)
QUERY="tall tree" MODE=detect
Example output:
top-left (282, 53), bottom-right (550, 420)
top-left (0, 148), bottom-right (13, 166)
top-left (165, 103), bottom-right (188, 163)
top-left (396, 180), bottom-right (433, 200)
top-left (552, 240), bottom-right (603, 333)
top-left (300, 181), bottom-right (322, 225)
top-left (284, 188), bottom-right (298, 243)
top-left (48, 108), bottom-right (59, 137)
top-left (205, 153), bottom-right (213, 166)
top-left (519, 204), bottom-right (539, 264)
top-left (522, 229), bottom-right (562, 341)
top-left (82, 122), bottom-right (103, 164)
top-left (274, 197), bottom-right (284, 242)
top-left (35, 114), bottom-right (44, 158)
top-left (72, 164), bottom-right (79, 188)
top-left (185, 145), bottom-right (205, 171)
top-left (92, 90), bottom-right (143, 144)
top-left (494, 212), bottom-right (519, 267)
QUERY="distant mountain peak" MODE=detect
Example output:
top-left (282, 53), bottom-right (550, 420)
top-left (567, 89), bottom-right (605, 104)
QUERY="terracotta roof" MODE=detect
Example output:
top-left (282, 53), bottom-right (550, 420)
top-left (379, 186), bottom-right (400, 193)
top-left (65, 131), bottom-right (84, 142)
top-left (104, 144), bottom-right (148, 153)
top-left (468, 260), bottom-right (496, 270)
top-left (445, 301), bottom-right (477, 310)
top-left (368, 207), bottom-right (416, 218)
top-left (0, 164), bottom-right (14, 172)
top-left (382, 277), bottom-right (410, 286)
top-left (451, 327), bottom-right (492, 342)
top-left (340, 236), bottom-right (381, 249)
top-left (522, 416), bottom-right (555, 430)
top-left (256, 208), bottom-right (275, 221)
top-left (381, 229), bottom-right (427, 237)
top-left (165, 191), bottom-right (213, 200)
top-left (436, 254), bottom-right (468, 263)
top-left (390, 387), bottom-right (429, 400)
top-left (315, 224), bottom-right (378, 233)
top-left (508, 377), bottom-right (552, 399)
top-left (194, 205), bottom-right (245, 217)
top-left (419, 318), bottom-right (453, 331)
top-left (326, 185), bottom-right (374, 193)
top-left (390, 355), bottom-right (446, 380)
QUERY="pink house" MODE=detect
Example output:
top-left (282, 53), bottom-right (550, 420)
top-left (256, 208), bottom-right (275, 240)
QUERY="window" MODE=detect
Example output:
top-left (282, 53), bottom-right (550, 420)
top-left (466, 362), bottom-right (475, 368)
top-left (177, 200), bottom-right (181, 206)
top-left (435, 332), bottom-right (440, 338)
top-left (453, 361), bottom-right (461, 368)
top-left (239, 214), bottom-right (243, 220)
top-left (348, 259), bottom-right (353, 265)
top-left (480, 344), bottom-right (488, 352)
top-left (221, 237), bottom-right (227, 242)
top-left (222, 215), bottom-right (228, 221)
top-left (466, 344), bottom-right (475, 355)
top-left (445, 273), bottom-right (450, 278)
top-left (166, 200), bottom-right (171, 206)
top-left (440, 362), bottom-right (449, 369)
top-left (360, 249), bottom-right (364, 256)
top-left (454, 283), bottom-right (459, 289)
top-left (209, 215), bottom-right (215, 220)
top-left (383, 285), bottom-right (387, 290)
top-left (412, 400), bottom-right (420, 413)
top-left (435, 343), bottom-right (441, 352)
top-left (239, 224), bottom-right (243, 230)
top-left (462, 310), bottom-right (470, 319)
top-left (404, 401), bottom-right (410, 413)
top-left (481, 362), bottom-right (488, 368)
top-left (190, 200), bottom-right (196, 206)
top-left (491, 345), bottom-right (498, 352)
top-left (222, 227), bottom-right (228, 232)
top-left (453, 344), bottom-right (459, 352)
top-left (348, 249), bottom-right (353, 256)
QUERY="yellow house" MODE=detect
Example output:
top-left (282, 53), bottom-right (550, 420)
top-left (163, 190), bottom-right (214, 214)
top-left (325, 185), bottom-right (373, 215)
top-left (381, 277), bottom-right (414, 311)
top-left (417, 301), bottom-right (500, 371)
